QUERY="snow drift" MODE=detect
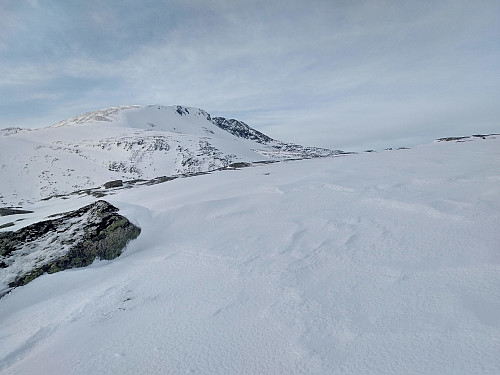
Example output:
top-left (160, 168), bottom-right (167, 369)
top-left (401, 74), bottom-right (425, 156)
top-left (0, 130), bottom-right (499, 374)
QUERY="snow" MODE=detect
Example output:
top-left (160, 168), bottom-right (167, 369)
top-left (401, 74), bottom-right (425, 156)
top-left (0, 136), bottom-right (499, 374)
top-left (0, 105), bottom-right (339, 206)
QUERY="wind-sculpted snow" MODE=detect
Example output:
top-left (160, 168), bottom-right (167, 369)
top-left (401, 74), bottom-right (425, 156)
top-left (0, 136), bottom-right (499, 374)
top-left (0, 127), bottom-right (31, 136)
top-left (49, 106), bottom-right (142, 128)
top-left (0, 105), bottom-right (348, 206)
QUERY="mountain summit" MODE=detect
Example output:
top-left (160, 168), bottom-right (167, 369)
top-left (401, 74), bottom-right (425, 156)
top-left (0, 105), bottom-right (346, 205)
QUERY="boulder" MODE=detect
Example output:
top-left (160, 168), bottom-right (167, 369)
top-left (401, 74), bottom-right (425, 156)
top-left (103, 180), bottom-right (123, 189)
top-left (0, 200), bottom-right (140, 294)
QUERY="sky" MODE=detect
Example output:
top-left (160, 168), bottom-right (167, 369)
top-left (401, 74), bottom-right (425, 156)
top-left (1, 0), bottom-right (499, 151)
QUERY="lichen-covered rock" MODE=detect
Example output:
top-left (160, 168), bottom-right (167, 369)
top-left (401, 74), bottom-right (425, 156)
top-left (0, 200), bottom-right (140, 295)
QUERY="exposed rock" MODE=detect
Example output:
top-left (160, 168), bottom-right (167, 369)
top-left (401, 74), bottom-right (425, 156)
top-left (0, 208), bottom-right (34, 216)
top-left (228, 162), bottom-right (252, 169)
top-left (436, 136), bottom-right (469, 142)
top-left (435, 134), bottom-right (499, 142)
top-left (104, 180), bottom-right (124, 189)
top-left (0, 127), bottom-right (31, 136)
top-left (212, 117), bottom-right (273, 144)
top-left (0, 200), bottom-right (140, 295)
top-left (176, 106), bottom-right (190, 116)
top-left (256, 142), bottom-right (351, 159)
top-left (145, 175), bottom-right (178, 185)
top-left (211, 116), bottom-right (351, 158)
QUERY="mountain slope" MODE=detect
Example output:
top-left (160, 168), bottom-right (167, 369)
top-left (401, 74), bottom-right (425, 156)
top-left (0, 105), bottom-right (345, 206)
top-left (0, 135), bottom-right (499, 374)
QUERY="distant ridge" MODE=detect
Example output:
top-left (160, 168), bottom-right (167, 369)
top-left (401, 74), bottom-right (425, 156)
top-left (0, 105), bottom-right (348, 206)
top-left (435, 133), bottom-right (499, 142)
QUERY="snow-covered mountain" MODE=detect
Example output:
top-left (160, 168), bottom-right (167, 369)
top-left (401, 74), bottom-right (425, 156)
top-left (0, 112), bottom-right (499, 374)
top-left (0, 105), bottom-right (346, 206)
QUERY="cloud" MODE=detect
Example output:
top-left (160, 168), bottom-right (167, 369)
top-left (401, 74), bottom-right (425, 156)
top-left (1, 0), bottom-right (499, 150)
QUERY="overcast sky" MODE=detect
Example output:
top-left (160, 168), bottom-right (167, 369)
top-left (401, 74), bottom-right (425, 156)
top-left (1, 0), bottom-right (499, 150)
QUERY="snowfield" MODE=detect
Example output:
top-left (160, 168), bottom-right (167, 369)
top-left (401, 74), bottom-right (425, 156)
top-left (0, 105), bottom-right (343, 206)
top-left (0, 135), bottom-right (499, 374)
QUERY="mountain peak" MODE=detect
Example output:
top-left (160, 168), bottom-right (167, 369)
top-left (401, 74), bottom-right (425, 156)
top-left (49, 105), bottom-right (142, 128)
top-left (0, 104), bottom-right (346, 206)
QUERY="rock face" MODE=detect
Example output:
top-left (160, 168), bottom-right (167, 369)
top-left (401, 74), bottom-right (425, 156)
top-left (0, 208), bottom-right (34, 216)
top-left (435, 133), bottom-right (499, 142)
top-left (0, 200), bottom-right (140, 295)
top-left (211, 117), bottom-right (274, 144)
top-left (103, 180), bottom-right (124, 189)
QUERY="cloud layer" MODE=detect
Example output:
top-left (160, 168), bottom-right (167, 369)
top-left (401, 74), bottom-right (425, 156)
top-left (2, 0), bottom-right (499, 150)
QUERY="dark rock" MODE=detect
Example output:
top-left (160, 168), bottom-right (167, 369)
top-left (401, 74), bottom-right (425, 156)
top-left (436, 136), bottom-right (469, 142)
top-left (228, 162), bottom-right (252, 169)
top-left (253, 160), bottom-right (279, 165)
top-left (436, 133), bottom-right (499, 142)
top-left (212, 117), bottom-right (274, 144)
top-left (0, 200), bottom-right (140, 293)
top-left (176, 106), bottom-right (190, 116)
top-left (0, 222), bottom-right (14, 229)
top-left (0, 208), bottom-right (34, 216)
top-left (145, 175), bottom-right (178, 185)
top-left (103, 180), bottom-right (123, 189)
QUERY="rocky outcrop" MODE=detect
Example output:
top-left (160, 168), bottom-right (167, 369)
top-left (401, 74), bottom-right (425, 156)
top-left (103, 180), bottom-right (124, 189)
top-left (0, 208), bottom-right (34, 216)
top-left (0, 200), bottom-right (140, 295)
top-left (435, 134), bottom-right (499, 142)
top-left (211, 116), bottom-right (350, 159)
top-left (212, 117), bottom-right (274, 144)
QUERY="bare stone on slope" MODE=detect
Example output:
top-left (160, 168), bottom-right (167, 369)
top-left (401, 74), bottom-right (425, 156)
top-left (435, 133), bottom-right (499, 142)
top-left (103, 180), bottom-right (124, 189)
top-left (212, 117), bottom-right (273, 144)
top-left (0, 200), bottom-right (141, 293)
top-left (0, 208), bottom-right (34, 216)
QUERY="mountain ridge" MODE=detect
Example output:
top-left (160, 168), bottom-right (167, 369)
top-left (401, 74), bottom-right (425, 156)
top-left (0, 105), bottom-right (347, 206)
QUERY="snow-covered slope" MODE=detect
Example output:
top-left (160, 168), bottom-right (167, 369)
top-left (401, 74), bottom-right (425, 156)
top-left (0, 105), bottom-right (345, 206)
top-left (0, 135), bottom-right (499, 374)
